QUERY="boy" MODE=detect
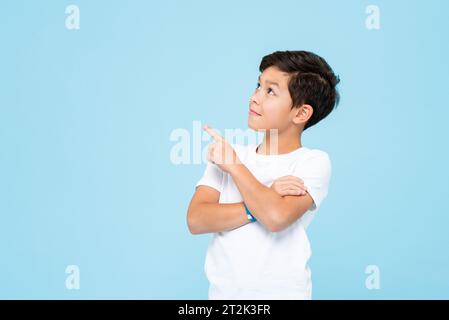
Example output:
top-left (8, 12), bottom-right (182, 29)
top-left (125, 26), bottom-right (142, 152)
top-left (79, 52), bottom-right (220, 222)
top-left (187, 50), bottom-right (340, 299)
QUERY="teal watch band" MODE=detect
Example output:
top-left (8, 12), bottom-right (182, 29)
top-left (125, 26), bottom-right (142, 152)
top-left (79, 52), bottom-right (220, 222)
top-left (244, 203), bottom-right (257, 222)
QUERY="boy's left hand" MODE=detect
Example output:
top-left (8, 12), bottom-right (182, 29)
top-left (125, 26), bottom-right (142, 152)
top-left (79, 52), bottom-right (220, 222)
top-left (203, 125), bottom-right (242, 173)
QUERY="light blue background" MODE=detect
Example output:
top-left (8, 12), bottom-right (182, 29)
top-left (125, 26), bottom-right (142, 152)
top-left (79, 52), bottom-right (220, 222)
top-left (1, 0), bottom-right (448, 299)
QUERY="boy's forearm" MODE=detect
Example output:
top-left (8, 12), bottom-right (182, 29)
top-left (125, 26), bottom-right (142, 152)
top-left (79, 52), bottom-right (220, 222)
top-left (229, 164), bottom-right (285, 232)
top-left (188, 202), bottom-right (251, 234)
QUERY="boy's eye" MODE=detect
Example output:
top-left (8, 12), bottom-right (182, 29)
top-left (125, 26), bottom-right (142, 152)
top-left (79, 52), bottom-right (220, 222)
top-left (256, 82), bottom-right (275, 96)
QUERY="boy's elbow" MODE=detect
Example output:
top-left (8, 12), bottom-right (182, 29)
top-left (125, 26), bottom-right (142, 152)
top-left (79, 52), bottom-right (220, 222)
top-left (266, 221), bottom-right (286, 233)
top-left (187, 206), bottom-right (202, 235)
top-left (267, 223), bottom-right (283, 233)
top-left (264, 211), bottom-right (286, 233)
top-left (264, 208), bottom-right (299, 233)
top-left (187, 219), bottom-right (198, 235)
top-left (265, 207), bottom-right (309, 233)
top-left (187, 220), bottom-right (200, 235)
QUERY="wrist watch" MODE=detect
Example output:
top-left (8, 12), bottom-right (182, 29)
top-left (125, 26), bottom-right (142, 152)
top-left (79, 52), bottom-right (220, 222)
top-left (244, 203), bottom-right (257, 222)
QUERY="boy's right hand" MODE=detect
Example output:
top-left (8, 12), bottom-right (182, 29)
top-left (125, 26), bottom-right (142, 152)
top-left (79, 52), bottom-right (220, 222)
top-left (271, 175), bottom-right (308, 196)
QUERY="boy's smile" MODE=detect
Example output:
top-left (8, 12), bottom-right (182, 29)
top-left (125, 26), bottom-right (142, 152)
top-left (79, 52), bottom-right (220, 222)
top-left (249, 108), bottom-right (262, 116)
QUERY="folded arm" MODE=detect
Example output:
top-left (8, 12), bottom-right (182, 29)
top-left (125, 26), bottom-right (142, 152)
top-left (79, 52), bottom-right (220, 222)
top-left (187, 185), bottom-right (250, 234)
top-left (187, 165), bottom-right (312, 234)
top-left (187, 125), bottom-right (313, 234)
top-left (228, 163), bottom-right (313, 232)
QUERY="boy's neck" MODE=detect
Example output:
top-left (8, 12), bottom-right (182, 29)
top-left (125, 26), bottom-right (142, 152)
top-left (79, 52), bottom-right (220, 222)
top-left (257, 128), bottom-right (302, 155)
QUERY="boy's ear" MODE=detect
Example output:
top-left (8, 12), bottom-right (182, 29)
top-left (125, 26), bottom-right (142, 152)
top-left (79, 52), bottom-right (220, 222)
top-left (292, 104), bottom-right (313, 125)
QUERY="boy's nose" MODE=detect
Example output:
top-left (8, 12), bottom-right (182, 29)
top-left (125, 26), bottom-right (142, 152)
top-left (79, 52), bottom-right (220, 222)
top-left (249, 94), bottom-right (259, 105)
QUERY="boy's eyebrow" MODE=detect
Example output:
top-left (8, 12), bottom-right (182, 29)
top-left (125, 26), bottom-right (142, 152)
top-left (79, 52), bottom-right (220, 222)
top-left (258, 75), bottom-right (280, 88)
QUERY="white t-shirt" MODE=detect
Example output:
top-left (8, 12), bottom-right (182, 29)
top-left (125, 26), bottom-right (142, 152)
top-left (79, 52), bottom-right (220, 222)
top-left (195, 143), bottom-right (332, 299)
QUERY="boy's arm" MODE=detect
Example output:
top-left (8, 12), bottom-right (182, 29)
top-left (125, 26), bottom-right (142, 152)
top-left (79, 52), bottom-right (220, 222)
top-left (187, 185), bottom-right (250, 234)
top-left (187, 170), bottom-right (312, 234)
top-left (202, 125), bottom-right (313, 233)
top-left (229, 164), bottom-right (313, 233)
top-left (187, 175), bottom-right (308, 235)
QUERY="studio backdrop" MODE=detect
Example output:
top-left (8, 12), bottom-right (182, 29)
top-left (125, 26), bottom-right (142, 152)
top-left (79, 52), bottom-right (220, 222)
top-left (1, 0), bottom-right (448, 299)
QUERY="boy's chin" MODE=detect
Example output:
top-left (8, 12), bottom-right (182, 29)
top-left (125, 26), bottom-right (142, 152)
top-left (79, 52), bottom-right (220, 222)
top-left (248, 118), bottom-right (261, 130)
top-left (248, 121), bottom-right (259, 131)
top-left (248, 121), bottom-right (271, 132)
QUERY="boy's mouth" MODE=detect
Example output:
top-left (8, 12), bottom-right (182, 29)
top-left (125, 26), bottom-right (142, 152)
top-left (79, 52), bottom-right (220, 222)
top-left (249, 108), bottom-right (262, 116)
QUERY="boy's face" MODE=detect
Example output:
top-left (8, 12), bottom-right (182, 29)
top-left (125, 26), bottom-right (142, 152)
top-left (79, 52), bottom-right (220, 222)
top-left (248, 66), bottom-right (302, 133)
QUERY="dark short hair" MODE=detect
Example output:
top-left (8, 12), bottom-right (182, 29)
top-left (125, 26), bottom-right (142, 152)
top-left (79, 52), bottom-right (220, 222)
top-left (259, 50), bottom-right (340, 131)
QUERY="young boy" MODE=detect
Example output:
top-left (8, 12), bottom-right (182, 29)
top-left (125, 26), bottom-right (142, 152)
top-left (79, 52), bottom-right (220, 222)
top-left (187, 50), bottom-right (340, 299)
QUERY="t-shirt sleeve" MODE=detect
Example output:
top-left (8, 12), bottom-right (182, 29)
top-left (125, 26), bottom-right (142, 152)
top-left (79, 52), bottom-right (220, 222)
top-left (195, 161), bottom-right (224, 193)
top-left (292, 150), bottom-right (332, 212)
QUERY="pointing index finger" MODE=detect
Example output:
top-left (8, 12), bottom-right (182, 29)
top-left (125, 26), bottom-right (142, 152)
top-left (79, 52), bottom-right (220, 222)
top-left (203, 125), bottom-right (223, 141)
